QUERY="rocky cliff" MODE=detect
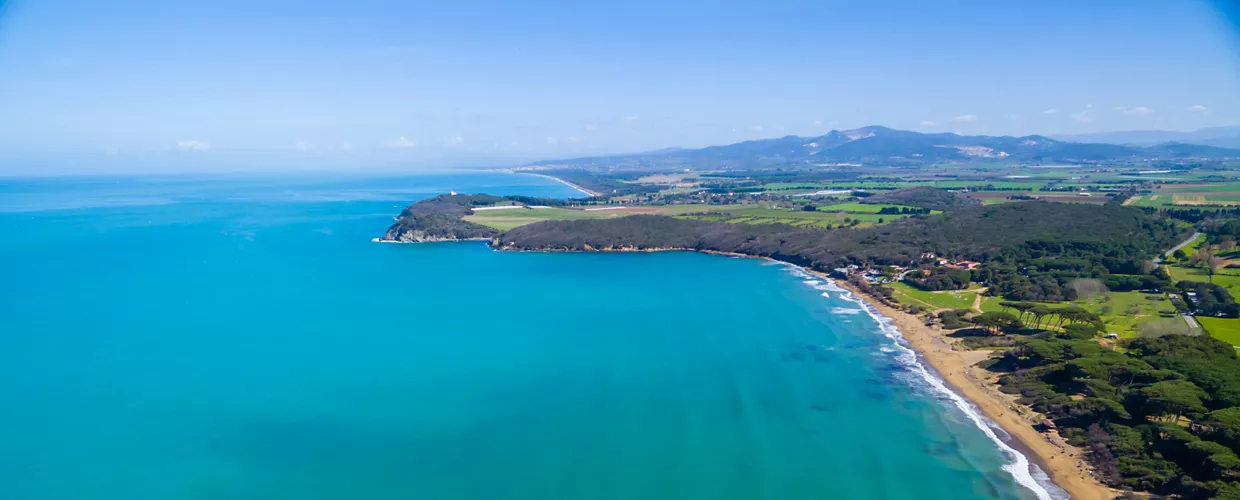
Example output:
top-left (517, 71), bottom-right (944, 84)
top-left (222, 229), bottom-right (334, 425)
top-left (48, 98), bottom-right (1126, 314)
top-left (380, 194), bottom-right (504, 242)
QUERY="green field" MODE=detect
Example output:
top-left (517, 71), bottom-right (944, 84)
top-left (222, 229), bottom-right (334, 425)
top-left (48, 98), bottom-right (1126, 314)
top-left (1128, 183), bottom-right (1240, 207)
top-left (1167, 265), bottom-right (1240, 301)
top-left (464, 207), bottom-right (625, 230)
top-left (761, 180), bottom-right (1048, 192)
top-left (1165, 262), bottom-right (1240, 345)
top-left (889, 282), bottom-right (978, 311)
top-left (464, 201), bottom-right (925, 231)
top-left (1073, 291), bottom-right (1178, 337)
top-left (1198, 317), bottom-right (1240, 346)
top-left (1163, 234), bottom-right (1206, 264)
top-left (1128, 195), bottom-right (1174, 207)
top-left (669, 205), bottom-right (909, 228)
top-left (977, 295), bottom-right (1006, 312)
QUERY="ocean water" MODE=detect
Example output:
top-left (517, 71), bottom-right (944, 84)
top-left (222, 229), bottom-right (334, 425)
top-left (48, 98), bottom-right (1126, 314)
top-left (0, 172), bottom-right (1060, 500)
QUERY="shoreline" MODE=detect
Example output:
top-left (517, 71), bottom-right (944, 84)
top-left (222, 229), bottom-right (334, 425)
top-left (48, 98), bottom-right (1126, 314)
top-left (822, 276), bottom-right (1117, 500)
top-left (514, 172), bottom-right (601, 197)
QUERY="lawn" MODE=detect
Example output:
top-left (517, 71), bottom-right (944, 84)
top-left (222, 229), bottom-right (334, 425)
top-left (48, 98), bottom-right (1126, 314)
top-left (1198, 317), bottom-right (1240, 346)
top-left (889, 282), bottom-right (978, 311)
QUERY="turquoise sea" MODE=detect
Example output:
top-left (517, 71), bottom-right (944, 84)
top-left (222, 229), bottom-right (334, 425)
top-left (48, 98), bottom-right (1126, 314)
top-left (0, 172), bottom-right (1065, 500)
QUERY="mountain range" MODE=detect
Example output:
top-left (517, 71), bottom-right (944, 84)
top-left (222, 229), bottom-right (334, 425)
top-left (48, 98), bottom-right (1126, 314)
top-left (533, 125), bottom-right (1240, 169)
top-left (1052, 126), bottom-right (1240, 148)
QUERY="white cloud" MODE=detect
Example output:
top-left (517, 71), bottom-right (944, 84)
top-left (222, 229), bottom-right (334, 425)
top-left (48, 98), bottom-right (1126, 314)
top-left (1116, 105), bottom-right (1154, 117)
top-left (1189, 105), bottom-right (1207, 112)
top-left (546, 136), bottom-right (559, 145)
top-left (1041, 109), bottom-right (1057, 115)
top-left (387, 136), bottom-right (417, 149)
top-left (951, 114), bottom-right (978, 122)
top-left (567, 136), bottom-right (581, 144)
top-left (341, 142), bottom-right (353, 151)
top-left (750, 125), bottom-right (763, 132)
top-left (774, 125), bottom-right (786, 132)
top-left (442, 135), bottom-right (464, 147)
top-left (812, 119), bottom-right (823, 127)
top-left (175, 140), bottom-right (210, 151)
top-left (919, 120), bottom-right (937, 127)
top-left (584, 123), bottom-right (599, 131)
top-left (621, 115), bottom-right (640, 121)
top-left (1009, 114), bottom-right (1024, 121)
top-left (294, 141), bottom-right (308, 151)
top-left (1070, 104), bottom-right (1094, 123)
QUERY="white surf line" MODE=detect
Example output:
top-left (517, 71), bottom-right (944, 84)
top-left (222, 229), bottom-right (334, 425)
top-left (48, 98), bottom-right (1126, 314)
top-left (769, 260), bottom-right (1064, 500)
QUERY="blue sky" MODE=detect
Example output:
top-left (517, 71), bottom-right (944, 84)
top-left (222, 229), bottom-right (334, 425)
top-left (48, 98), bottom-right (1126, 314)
top-left (1, 0), bottom-right (1239, 173)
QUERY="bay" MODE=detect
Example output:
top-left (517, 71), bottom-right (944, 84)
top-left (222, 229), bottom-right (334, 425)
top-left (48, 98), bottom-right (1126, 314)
top-left (0, 172), bottom-right (1049, 499)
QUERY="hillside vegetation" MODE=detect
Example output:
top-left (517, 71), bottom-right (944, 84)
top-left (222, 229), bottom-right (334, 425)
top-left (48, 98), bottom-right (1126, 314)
top-left (993, 334), bottom-right (1240, 498)
top-left (383, 194), bottom-right (567, 242)
top-left (498, 202), bottom-right (1180, 270)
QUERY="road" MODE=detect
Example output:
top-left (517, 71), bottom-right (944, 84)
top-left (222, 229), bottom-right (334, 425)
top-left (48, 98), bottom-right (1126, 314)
top-left (1158, 231), bottom-right (1202, 262)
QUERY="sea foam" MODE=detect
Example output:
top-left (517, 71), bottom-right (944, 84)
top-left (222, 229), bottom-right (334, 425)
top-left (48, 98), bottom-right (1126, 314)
top-left (779, 261), bottom-right (1066, 500)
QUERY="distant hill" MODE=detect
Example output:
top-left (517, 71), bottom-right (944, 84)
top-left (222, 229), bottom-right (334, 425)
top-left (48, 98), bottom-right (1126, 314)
top-left (531, 125), bottom-right (1240, 170)
top-left (1053, 126), bottom-right (1240, 148)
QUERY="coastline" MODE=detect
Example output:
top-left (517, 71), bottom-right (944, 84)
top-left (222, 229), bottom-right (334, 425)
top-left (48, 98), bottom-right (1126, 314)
top-left (420, 238), bottom-right (1118, 498)
top-left (823, 276), bottom-right (1118, 500)
top-left (687, 249), bottom-right (1115, 499)
top-left (515, 172), bottom-right (601, 197)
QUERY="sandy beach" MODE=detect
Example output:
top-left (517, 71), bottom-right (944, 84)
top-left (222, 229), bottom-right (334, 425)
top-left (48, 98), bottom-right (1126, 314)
top-left (827, 277), bottom-right (1119, 500)
top-left (518, 172), bottom-right (601, 197)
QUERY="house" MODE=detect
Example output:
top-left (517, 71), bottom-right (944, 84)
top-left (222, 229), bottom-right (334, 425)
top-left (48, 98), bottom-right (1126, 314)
top-left (947, 261), bottom-right (981, 270)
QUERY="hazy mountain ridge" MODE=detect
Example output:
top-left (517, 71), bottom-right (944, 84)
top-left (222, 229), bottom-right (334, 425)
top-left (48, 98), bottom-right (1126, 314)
top-left (1053, 126), bottom-right (1240, 148)
top-left (532, 125), bottom-right (1240, 169)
